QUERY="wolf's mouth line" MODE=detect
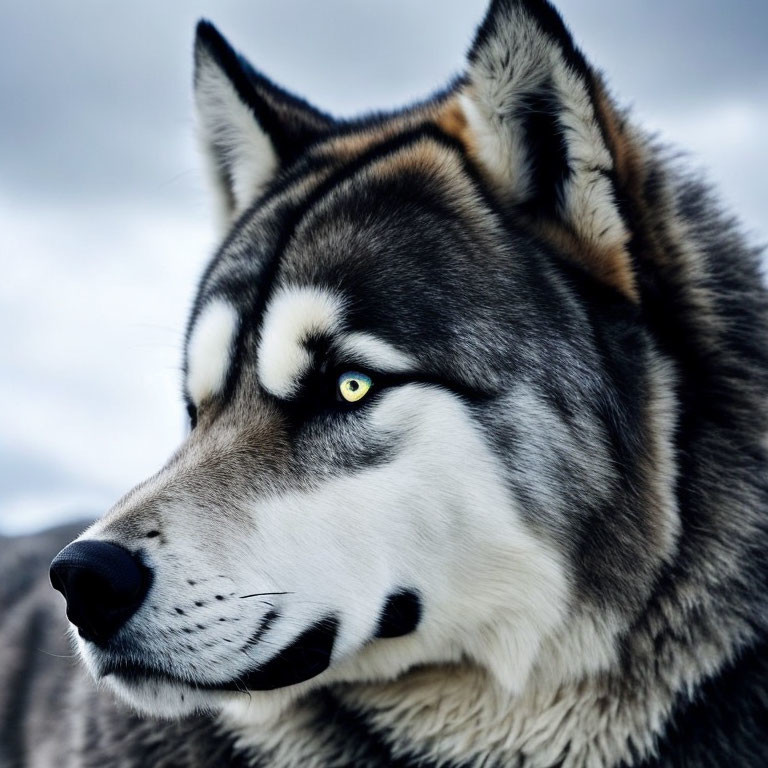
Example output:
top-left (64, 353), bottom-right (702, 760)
top-left (99, 615), bottom-right (341, 692)
top-left (101, 660), bottom-right (246, 692)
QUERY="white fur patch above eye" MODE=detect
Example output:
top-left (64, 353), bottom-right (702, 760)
top-left (336, 332), bottom-right (414, 373)
top-left (186, 300), bottom-right (239, 405)
top-left (258, 286), bottom-right (344, 398)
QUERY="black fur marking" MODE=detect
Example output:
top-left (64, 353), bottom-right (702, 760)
top-left (270, 349), bottom-right (492, 441)
top-left (238, 616), bottom-right (339, 690)
top-left (517, 81), bottom-right (572, 218)
top-left (242, 609), bottom-right (279, 650)
top-left (624, 639), bottom-right (768, 767)
top-left (195, 20), bottom-right (334, 164)
top-left (183, 108), bottom-right (510, 431)
top-left (185, 401), bottom-right (197, 430)
top-left (199, 122), bottom-right (469, 312)
top-left (374, 590), bottom-right (422, 639)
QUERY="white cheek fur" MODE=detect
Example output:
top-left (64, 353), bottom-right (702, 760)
top-left (244, 386), bottom-right (569, 695)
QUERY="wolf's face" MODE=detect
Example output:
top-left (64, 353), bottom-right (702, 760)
top-left (51, 1), bottom-right (679, 720)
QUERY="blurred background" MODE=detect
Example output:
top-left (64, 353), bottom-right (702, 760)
top-left (1, 1), bottom-right (766, 535)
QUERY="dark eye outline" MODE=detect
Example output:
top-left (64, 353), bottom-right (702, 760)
top-left (325, 365), bottom-right (493, 411)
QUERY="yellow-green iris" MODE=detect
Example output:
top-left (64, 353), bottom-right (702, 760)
top-left (338, 371), bottom-right (373, 403)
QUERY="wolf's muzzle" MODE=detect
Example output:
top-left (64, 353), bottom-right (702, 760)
top-left (50, 540), bottom-right (152, 646)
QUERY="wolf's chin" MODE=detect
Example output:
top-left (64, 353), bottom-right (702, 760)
top-left (105, 674), bottom-right (223, 718)
top-left (107, 669), bottom-right (326, 724)
top-left (76, 635), bottom-right (220, 718)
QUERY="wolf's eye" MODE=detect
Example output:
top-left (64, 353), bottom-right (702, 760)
top-left (338, 371), bottom-right (373, 403)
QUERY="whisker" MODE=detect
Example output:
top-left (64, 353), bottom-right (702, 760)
top-left (232, 676), bottom-right (253, 700)
top-left (239, 591), bottom-right (294, 599)
top-left (36, 648), bottom-right (78, 659)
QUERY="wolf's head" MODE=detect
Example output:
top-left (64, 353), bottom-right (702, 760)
top-left (51, 0), bottom-right (678, 720)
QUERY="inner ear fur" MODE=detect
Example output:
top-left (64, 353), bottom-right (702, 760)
top-left (194, 20), bottom-right (334, 226)
top-left (446, 0), bottom-right (640, 301)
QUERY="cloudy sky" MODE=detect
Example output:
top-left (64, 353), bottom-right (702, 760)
top-left (1, 1), bottom-right (766, 535)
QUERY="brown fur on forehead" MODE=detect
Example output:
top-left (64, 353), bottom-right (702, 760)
top-left (364, 137), bottom-right (500, 231)
top-left (314, 117), bottom-right (412, 163)
top-left (304, 54), bottom-right (642, 305)
top-left (312, 96), bottom-right (456, 163)
top-left (198, 105), bottom-right (463, 304)
top-left (279, 135), bottom-right (504, 285)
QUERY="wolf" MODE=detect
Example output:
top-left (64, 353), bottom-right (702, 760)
top-left (2, 0), bottom-right (767, 765)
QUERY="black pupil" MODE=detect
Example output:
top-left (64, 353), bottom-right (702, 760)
top-left (348, 380), bottom-right (359, 392)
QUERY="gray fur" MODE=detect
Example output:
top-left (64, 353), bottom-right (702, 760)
top-left (2, 1), bottom-right (767, 766)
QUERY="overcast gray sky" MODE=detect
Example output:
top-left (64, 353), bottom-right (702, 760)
top-left (1, 1), bottom-right (766, 534)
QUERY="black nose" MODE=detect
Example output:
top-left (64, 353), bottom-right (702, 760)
top-left (50, 540), bottom-right (152, 646)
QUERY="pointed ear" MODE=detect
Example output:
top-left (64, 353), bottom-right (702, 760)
top-left (194, 21), bottom-right (334, 227)
top-left (458, 0), bottom-right (636, 299)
